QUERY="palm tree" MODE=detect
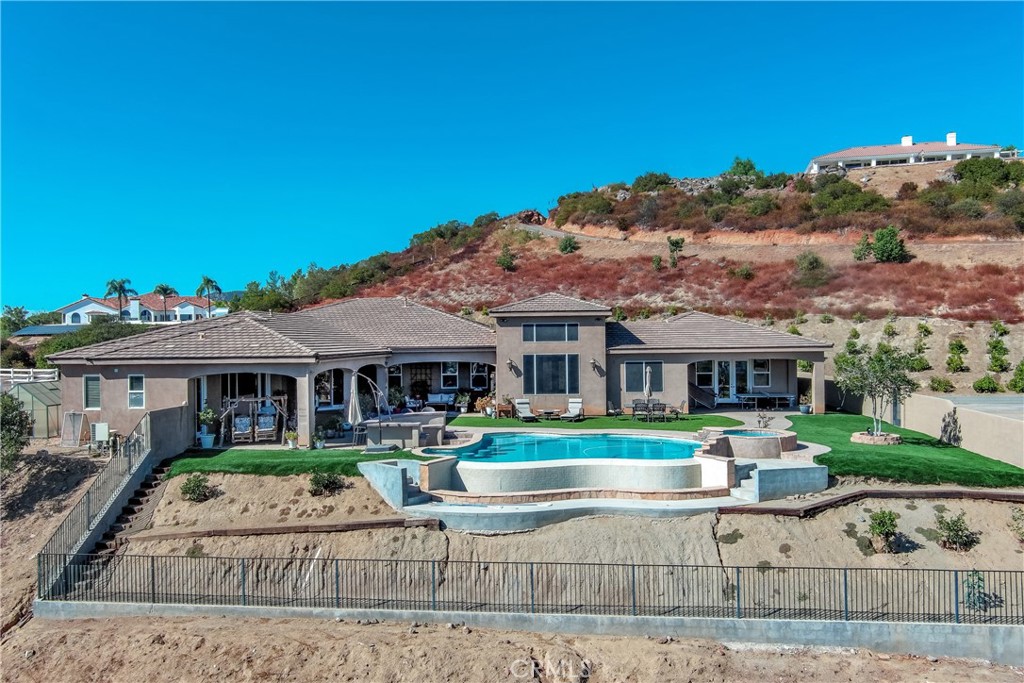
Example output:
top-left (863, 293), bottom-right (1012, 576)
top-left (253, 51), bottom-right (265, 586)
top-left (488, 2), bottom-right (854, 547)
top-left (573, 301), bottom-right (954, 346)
top-left (104, 278), bottom-right (138, 322)
top-left (153, 283), bottom-right (178, 322)
top-left (196, 275), bottom-right (221, 318)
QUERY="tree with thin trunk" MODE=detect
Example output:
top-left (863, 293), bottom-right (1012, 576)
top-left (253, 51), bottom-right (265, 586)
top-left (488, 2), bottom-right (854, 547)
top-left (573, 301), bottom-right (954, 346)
top-left (104, 278), bottom-right (138, 322)
top-left (196, 276), bottom-right (221, 318)
top-left (833, 342), bottom-right (919, 435)
top-left (153, 283), bottom-right (178, 322)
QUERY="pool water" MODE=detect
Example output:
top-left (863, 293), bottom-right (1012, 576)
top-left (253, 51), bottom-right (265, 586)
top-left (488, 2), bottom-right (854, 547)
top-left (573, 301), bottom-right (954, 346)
top-left (423, 432), bottom-right (700, 463)
top-left (723, 429), bottom-right (779, 437)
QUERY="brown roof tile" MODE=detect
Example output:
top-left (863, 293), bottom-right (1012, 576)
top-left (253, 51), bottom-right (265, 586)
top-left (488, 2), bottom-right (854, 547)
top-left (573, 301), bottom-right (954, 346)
top-left (490, 293), bottom-right (612, 315)
top-left (607, 312), bottom-right (831, 351)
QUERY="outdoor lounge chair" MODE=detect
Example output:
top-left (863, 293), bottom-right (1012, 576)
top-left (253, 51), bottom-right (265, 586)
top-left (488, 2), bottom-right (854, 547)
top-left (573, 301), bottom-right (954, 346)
top-left (514, 398), bottom-right (538, 422)
top-left (606, 400), bottom-right (623, 418)
top-left (560, 398), bottom-right (584, 422)
top-left (254, 410), bottom-right (278, 442)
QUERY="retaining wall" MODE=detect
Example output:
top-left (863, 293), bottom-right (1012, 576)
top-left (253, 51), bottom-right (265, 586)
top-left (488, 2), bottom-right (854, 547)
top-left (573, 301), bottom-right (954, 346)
top-left (33, 600), bottom-right (1024, 667)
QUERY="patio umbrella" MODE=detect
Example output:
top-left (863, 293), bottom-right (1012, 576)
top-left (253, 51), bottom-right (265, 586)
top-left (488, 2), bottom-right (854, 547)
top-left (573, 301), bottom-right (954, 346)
top-left (643, 365), bottom-right (653, 402)
top-left (347, 379), bottom-right (362, 427)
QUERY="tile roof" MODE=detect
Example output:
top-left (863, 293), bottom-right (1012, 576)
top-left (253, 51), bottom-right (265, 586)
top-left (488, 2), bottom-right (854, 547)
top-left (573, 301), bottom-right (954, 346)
top-left (490, 293), bottom-right (612, 315)
top-left (607, 312), bottom-right (832, 351)
top-left (813, 141), bottom-right (998, 163)
top-left (46, 312), bottom-right (375, 363)
top-left (57, 293), bottom-right (214, 313)
top-left (304, 297), bottom-right (495, 349)
top-left (11, 324), bottom-right (87, 337)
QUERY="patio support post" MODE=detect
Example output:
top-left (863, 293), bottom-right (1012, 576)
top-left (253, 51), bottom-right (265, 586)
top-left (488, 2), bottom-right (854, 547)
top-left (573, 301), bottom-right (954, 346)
top-left (812, 361), bottom-right (826, 415)
top-left (295, 372), bottom-right (316, 448)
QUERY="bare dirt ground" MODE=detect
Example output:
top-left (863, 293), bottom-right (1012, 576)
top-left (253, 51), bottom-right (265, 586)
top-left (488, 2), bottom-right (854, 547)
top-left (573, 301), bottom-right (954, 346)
top-left (5, 463), bottom-right (1024, 681)
top-left (4, 615), bottom-right (1021, 683)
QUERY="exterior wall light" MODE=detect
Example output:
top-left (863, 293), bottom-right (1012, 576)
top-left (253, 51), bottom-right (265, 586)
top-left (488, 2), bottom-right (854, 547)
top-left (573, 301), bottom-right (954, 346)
top-left (506, 358), bottom-right (515, 371)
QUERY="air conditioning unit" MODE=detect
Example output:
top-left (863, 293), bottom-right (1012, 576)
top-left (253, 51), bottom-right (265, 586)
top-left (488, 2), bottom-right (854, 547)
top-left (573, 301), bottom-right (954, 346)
top-left (91, 422), bottom-right (109, 444)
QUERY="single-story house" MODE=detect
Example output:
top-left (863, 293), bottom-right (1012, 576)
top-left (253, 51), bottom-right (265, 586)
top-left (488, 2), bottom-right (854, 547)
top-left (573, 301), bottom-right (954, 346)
top-left (806, 132), bottom-right (1003, 174)
top-left (50, 293), bottom-right (830, 449)
top-left (58, 293), bottom-right (229, 325)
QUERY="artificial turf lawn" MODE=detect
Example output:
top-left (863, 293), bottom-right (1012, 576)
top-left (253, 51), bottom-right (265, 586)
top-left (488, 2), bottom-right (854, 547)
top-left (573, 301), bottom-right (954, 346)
top-left (449, 414), bottom-right (743, 431)
top-left (168, 448), bottom-right (426, 478)
top-left (789, 413), bottom-right (1024, 488)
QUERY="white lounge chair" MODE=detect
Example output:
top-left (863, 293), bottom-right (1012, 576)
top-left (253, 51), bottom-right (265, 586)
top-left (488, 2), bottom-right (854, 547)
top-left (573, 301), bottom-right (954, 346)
top-left (560, 398), bottom-right (584, 422)
top-left (514, 398), bottom-right (538, 422)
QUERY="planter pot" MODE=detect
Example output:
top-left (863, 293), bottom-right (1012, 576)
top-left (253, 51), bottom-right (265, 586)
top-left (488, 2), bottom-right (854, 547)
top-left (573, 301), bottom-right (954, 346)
top-left (484, 407), bottom-right (494, 417)
top-left (459, 405), bottom-right (468, 414)
top-left (287, 439), bottom-right (298, 450)
top-left (799, 405), bottom-right (812, 415)
top-left (314, 439), bottom-right (326, 450)
top-left (199, 433), bottom-right (215, 449)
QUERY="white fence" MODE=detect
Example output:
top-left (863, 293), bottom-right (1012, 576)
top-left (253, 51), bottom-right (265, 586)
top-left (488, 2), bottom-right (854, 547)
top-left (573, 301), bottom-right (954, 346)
top-left (1, 367), bottom-right (60, 386)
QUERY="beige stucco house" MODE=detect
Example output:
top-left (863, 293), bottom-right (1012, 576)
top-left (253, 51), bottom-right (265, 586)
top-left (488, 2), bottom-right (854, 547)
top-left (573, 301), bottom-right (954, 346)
top-left (50, 293), bottom-right (830, 449)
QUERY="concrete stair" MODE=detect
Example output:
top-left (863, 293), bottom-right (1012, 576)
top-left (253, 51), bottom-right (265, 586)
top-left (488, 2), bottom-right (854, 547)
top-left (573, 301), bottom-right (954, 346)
top-left (88, 461), bottom-right (172, 556)
top-left (730, 463), bottom-right (759, 502)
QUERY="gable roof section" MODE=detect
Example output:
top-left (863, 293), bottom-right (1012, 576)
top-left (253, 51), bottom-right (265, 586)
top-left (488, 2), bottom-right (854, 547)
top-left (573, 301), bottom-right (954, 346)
top-left (305, 297), bottom-right (495, 350)
top-left (490, 293), bottom-right (612, 315)
top-left (56, 293), bottom-right (213, 314)
top-left (47, 311), bottom-right (384, 364)
top-left (607, 312), bottom-right (831, 352)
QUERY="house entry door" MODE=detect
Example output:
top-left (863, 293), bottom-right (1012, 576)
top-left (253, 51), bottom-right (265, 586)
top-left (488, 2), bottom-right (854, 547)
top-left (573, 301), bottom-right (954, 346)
top-left (715, 361), bottom-right (749, 402)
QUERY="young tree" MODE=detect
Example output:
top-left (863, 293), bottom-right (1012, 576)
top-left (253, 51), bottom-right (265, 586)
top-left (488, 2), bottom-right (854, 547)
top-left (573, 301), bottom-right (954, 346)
top-left (1, 393), bottom-right (32, 473)
top-left (496, 245), bottom-right (518, 272)
top-left (833, 343), bottom-right (919, 435)
top-left (196, 275), bottom-right (222, 318)
top-left (104, 278), bottom-right (138, 321)
top-left (152, 283), bottom-right (178, 322)
top-left (0, 306), bottom-right (29, 339)
top-left (871, 225), bottom-right (911, 263)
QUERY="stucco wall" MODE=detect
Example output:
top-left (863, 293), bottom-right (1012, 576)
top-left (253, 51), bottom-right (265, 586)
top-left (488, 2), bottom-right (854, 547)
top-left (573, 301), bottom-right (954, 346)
top-left (902, 394), bottom-right (1023, 469)
top-left (495, 315), bottom-right (608, 415)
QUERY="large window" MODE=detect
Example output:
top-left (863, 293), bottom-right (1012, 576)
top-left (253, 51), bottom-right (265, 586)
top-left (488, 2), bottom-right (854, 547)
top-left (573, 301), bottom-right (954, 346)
top-left (440, 361), bottom-right (459, 389)
top-left (523, 354), bottom-right (579, 395)
top-left (624, 361), bottom-right (663, 393)
top-left (127, 375), bottom-right (145, 409)
top-left (694, 361), bottom-right (714, 388)
top-left (84, 375), bottom-right (101, 410)
top-left (470, 363), bottom-right (490, 390)
top-left (387, 364), bottom-right (403, 391)
top-left (752, 359), bottom-right (771, 387)
top-left (522, 323), bottom-right (579, 342)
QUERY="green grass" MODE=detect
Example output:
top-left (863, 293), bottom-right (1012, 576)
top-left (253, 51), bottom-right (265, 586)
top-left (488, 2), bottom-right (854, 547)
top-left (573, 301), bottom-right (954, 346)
top-left (789, 413), bottom-right (1024, 488)
top-left (167, 448), bottom-right (426, 478)
top-left (449, 414), bottom-right (743, 431)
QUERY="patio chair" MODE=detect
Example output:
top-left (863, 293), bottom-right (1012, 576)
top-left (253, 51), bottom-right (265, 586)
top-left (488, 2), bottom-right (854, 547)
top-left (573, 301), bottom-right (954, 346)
top-left (514, 398), bottom-right (538, 422)
top-left (606, 400), bottom-right (623, 418)
top-left (254, 410), bottom-right (278, 443)
top-left (650, 402), bottom-right (668, 422)
top-left (232, 414), bottom-right (254, 444)
top-left (631, 399), bottom-right (651, 422)
top-left (560, 398), bottom-right (584, 422)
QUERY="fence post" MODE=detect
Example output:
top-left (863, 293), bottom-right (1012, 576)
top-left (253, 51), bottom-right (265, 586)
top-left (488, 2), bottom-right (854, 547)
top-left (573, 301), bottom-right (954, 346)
top-left (240, 559), bottom-right (247, 607)
top-left (431, 560), bottom-right (437, 611)
top-left (335, 559), bottom-right (341, 609)
top-left (150, 556), bottom-right (157, 603)
top-left (843, 568), bottom-right (849, 621)
top-left (735, 567), bottom-right (742, 619)
top-left (529, 563), bottom-right (535, 614)
top-left (631, 564), bottom-right (638, 616)
top-left (84, 490), bottom-right (91, 524)
top-left (953, 570), bottom-right (960, 624)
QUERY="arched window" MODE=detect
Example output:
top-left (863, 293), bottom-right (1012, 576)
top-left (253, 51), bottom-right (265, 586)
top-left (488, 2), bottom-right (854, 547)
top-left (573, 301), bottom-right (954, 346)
top-left (70, 312), bottom-right (81, 324)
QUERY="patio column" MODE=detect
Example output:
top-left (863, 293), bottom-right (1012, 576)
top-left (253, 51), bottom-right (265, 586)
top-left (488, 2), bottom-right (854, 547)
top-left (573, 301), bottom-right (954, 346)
top-left (812, 361), bottom-right (826, 415)
top-left (295, 372), bottom-right (316, 448)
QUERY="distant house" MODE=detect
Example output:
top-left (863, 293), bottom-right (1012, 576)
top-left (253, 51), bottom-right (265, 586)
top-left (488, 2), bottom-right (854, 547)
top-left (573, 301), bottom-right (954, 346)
top-left (57, 293), bottom-right (229, 325)
top-left (806, 132), bottom-right (1004, 174)
top-left (49, 293), bottom-right (830, 450)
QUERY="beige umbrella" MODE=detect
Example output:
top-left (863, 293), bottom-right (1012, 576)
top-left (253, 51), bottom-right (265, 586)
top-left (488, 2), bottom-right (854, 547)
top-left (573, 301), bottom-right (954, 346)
top-left (643, 365), bottom-right (653, 402)
top-left (347, 378), bottom-right (362, 427)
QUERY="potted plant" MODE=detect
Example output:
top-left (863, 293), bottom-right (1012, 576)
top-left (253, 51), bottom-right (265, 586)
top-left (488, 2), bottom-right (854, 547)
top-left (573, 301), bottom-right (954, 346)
top-left (475, 394), bottom-right (495, 417)
top-left (323, 417), bottom-right (339, 439)
top-left (284, 430), bottom-right (299, 449)
top-left (197, 406), bottom-right (217, 448)
top-left (313, 428), bottom-right (326, 450)
top-left (455, 391), bottom-right (471, 413)
top-left (799, 393), bottom-right (812, 414)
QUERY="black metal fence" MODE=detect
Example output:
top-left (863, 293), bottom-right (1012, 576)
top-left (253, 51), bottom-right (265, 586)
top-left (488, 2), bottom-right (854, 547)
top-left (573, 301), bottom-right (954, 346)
top-left (40, 414), bottom-right (151, 559)
top-left (37, 552), bottom-right (1024, 625)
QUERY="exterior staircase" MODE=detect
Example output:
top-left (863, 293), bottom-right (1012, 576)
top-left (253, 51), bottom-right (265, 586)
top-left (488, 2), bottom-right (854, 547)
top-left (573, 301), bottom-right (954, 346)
top-left (688, 383), bottom-right (717, 410)
top-left (90, 460), bottom-right (172, 556)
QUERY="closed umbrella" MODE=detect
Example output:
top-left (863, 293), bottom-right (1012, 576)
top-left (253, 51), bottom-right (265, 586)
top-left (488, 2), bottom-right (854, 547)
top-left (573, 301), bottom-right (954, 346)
top-left (643, 365), bottom-right (653, 402)
top-left (347, 379), bottom-right (362, 427)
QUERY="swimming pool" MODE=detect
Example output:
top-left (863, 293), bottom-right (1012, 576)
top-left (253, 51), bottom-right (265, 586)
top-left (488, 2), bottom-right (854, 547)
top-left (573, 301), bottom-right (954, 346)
top-left (723, 429), bottom-right (779, 438)
top-left (422, 432), bottom-right (700, 463)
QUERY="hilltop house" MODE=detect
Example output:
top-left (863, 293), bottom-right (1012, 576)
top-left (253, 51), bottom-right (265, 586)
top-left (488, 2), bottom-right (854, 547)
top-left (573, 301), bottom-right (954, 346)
top-left (58, 293), bottom-right (229, 325)
top-left (806, 132), bottom-right (1004, 174)
top-left (49, 293), bottom-right (830, 450)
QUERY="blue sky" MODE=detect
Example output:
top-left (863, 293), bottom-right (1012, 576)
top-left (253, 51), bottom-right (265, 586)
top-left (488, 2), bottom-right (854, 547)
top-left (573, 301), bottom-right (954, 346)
top-left (3, 1), bottom-right (1021, 312)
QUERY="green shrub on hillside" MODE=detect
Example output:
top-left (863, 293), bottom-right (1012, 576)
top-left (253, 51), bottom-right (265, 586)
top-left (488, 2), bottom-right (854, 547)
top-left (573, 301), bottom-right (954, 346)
top-left (951, 198), bottom-right (986, 219)
top-left (917, 323), bottom-right (933, 337)
top-left (954, 157), bottom-right (1015, 187)
top-left (746, 195), bottom-right (778, 216)
top-left (725, 157), bottom-right (760, 177)
top-left (731, 263), bottom-right (755, 280)
top-left (996, 189), bottom-right (1024, 230)
top-left (706, 205), bottom-right (729, 223)
top-left (1007, 362), bottom-right (1024, 393)
top-left (753, 172), bottom-right (790, 190)
top-left (949, 339), bottom-right (969, 355)
top-left (558, 235), bottom-right (579, 254)
top-left (813, 179), bottom-right (889, 215)
top-left (972, 375), bottom-right (1003, 393)
top-left (929, 376), bottom-right (954, 392)
top-left (946, 353), bottom-right (969, 373)
top-left (496, 244), bottom-right (518, 272)
top-left (896, 182), bottom-right (919, 200)
top-left (632, 172), bottom-right (673, 193)
top-left (870, 225), bottom-right (911, 263)
top-left (554, 191), bottom-right (614, 227)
